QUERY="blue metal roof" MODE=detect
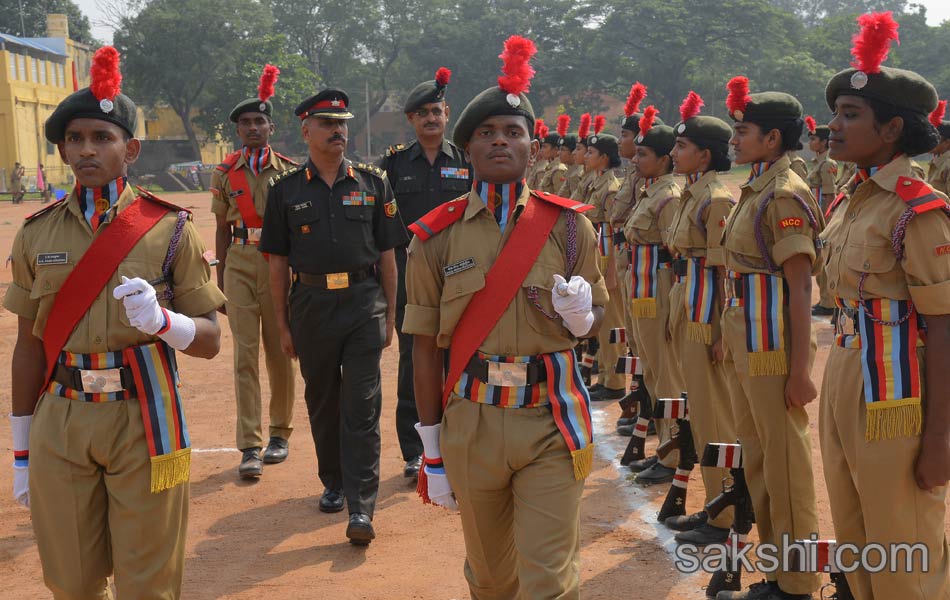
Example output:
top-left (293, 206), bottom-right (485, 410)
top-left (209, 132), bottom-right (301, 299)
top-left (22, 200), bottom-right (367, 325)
top-left (0, 33), bottom-right (67, 57)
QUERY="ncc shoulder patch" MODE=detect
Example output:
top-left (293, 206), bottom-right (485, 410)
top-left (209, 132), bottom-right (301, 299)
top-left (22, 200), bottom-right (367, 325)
top-left (779, 216), bottom-right (804, 229)
top-left (895, 176), bottom-right (947, 214)
top-left (408, 196), bottom-right (468, 241)
top-left (355, 163), bottom-right (384, 177)
top-left (269, 164), bottom-right (303, 187)
top-left (530, 190), bottom-right (593, 213)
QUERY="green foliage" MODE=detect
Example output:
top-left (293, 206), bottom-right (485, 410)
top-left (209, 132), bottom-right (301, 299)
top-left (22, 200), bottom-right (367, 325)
top-left (0, 0), bottom-right (94, 44)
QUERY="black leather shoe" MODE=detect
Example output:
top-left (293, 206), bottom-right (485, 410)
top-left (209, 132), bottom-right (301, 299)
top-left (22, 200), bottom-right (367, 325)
top-left (590, 386), bottom-right (625, 401)
top-left (403, 456), bottom-right (422, 479)
top-left (238, 448), bottom-right (263, 479)
top-left (319, 489), bottom-right (345, 513)
top-left (647, 420), bottom-right (657, 436)
top-left (718, 581), bottom-right (812, 600)
top-left (628, 455), bottom-right (658, 473)
top-left (587, 383), bottom-right (604, 394)
top-left (634, 462), bottom-right (676, 485)
top-left (617, 416), bottom-right (636, 427)
top-left (616, 423), bottom-right (634, 436)
top-left (346, 513), bottom-right (375, 545)
top-left (675, 523), bottom-right (730, 546)
top-left (665, 510), bottom-right (708, 531)
top-left (262, 437), bottom-right (289, 464)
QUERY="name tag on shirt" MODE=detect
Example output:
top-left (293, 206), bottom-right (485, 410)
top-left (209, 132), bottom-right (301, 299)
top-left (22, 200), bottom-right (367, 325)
top-left (443, 257), bottom-right (476, 277)
top-left (343, 192), bottom-right (376, 206)
top-left (291, 201), bottom-right (312, 212)
top-left (36, 252), bottom-right (68, 266)
top-left (441, 167), bottom-right (470, 180)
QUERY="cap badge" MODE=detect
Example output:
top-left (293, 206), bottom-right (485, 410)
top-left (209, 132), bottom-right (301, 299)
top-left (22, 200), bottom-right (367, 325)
top-left (676, 123), bottom-right (687, 134)
top-left (850, 71), bottom-right (869, 90)
top-left (331, 100), bottom-right (342, 107)
top-left (506, 93), bottom-right (521, 108)
top-left (99, 98), bottom-right (114, 113)
top-left (589, 136), bottom-right (598, 144)
top-left (259, 102), bottom-right (267, 112)
top-left (635, 135), bottom-right (644, 144)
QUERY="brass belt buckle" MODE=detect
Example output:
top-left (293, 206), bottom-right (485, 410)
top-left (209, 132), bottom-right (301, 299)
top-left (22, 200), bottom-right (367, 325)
top-left (80, 368), bottom-right (124, 394)
top-left (247, 228), bottom-right (262, 243)
top-left (326, 272), bottom-right (349, 290)
top-left (487, 362), bottom-right (528, 387)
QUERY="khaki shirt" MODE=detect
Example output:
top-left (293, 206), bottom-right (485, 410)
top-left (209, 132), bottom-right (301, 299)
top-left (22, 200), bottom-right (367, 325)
top-left (623, 173), bottom-right (681, 247)
top-left (822, 155), bottom-right (950, 314)
top-left (608, 170), bottom-right (640, 227)
top-left (558, 164), bottom-right (586, 199)
top-left (584, 170), bottom-right (621, 224)
top-left (403, 186), bottom-right (608, 354)
top-left (210, 149), bottom-right (297, 225)
top-left (538, 158), bottom-right (568, 194)
top-left (721, 154), bottom-right (824, 276)
top-left (836, 161), bottom-right (857, 194)
top-left (667, 171), bottom-right (734, 267)
top-left (4, 185), bottom-right (225, 354)
top-left (927, 152), bottom-right (950, 197)
top-left (806, 153), bottom-right (838, 199)
top-left (788, 152), bottom-right (808, 180)
top-left (526, 158), bottom-right (549, 189)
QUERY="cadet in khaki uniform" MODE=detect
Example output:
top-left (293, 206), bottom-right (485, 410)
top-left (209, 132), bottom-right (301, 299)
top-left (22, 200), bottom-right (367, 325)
top-left (526, 119), bottom-right (549, 189)
top-left (804, 117), bottom-right (839, 318)
top-left (558, 113), bottom-right (590, 199)
top-left (836, 161), bottom-right (857, 194)
top-left (5, 47), bottom-right (224, 599)
top-left (406, 36), bottom-right (608, 599)
top-left (716, 78), bottom-right (823, 600)
top-left (927, 103), bottom-right (950, 197)
top-left (553, 125), bottom-right (579, 199)
top-left (623, 107), bottom-right (683, 484)
top-left (537, 119), bottom-right (568, 194)
top-left (788, 150), bottom-right (809, 180)
top-left (821, 14), bottom-right (950, 599)
top-left (211, 65), bottom-right (297, 479)
top-left (664, 91), bottom-right (737, 544)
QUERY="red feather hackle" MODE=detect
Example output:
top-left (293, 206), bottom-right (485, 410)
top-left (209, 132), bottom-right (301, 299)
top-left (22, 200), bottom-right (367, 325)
top-left (89, 46), bottom-right (122, 101)
top-left (805, 116), bottom-right (817, 134)
top-left (497, 35), bottom-right (537, 96)
top-left (726, 76), bottom-right (751, 116)
top-left (679, 91), bottom-right (704, 122)
top-left (593, 115), bottom-right (606, 135)
top-left (534, 118), bottom-right (546, 138)
top-left (851, 12), bottom-right (900, 74)
top-left (539, 124), bottom-right (550, 138)
top-left (557, 114), bottom-right (570, 138)
top-left (258, 64), bottom-right (280, 103)
top-left (624, 82), bottom-right (647, 118)
top-left (930, 101), bottom-right (947, 128)
top-left (578, 113), bottom-right (591, 139)
top-left (639, 106), bottom-right (658, 138)
top-left (435, 67), bottom-right (452, 87)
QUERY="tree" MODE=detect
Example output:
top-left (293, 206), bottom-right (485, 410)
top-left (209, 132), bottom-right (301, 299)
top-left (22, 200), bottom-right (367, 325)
top-left (0, 0), bottom-right (94, 44)
top-left (768, 0), bottom-right (907, 28)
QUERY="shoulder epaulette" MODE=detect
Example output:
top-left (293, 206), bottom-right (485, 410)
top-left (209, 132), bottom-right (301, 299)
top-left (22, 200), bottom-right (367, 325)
top-left (895, 176), bottom-right (948, 215)
top-left (531, 190), bottom-right (594, 214)
top-left (23, 198), bottom-right (67, 224)
top-left (273, 150), bottom-right (300, 166)
top-left (354, 162), bottom-right (384, 177)
top-left (136, 186), bottom-right (192, 215)
top-left (269, 164), bottom-right (304, 187)
top-left (215, 151), bottom-right (242, 173)
top-left (385, 143), bottom-right (407, 157)
top-left (409, 196), bottom-right (469, 241)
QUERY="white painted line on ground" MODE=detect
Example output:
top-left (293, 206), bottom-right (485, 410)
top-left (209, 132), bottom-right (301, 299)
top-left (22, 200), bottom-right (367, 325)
top-left (192, 447), bottom-right (240, 454)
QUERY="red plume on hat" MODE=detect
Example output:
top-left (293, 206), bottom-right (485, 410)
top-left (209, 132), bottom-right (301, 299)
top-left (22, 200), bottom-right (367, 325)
top-left (638, 106), bottom-right (658, 138)
top-left (435, 67), bottom-right (452, 88)
top-left (726, 76), bottom-right (751, 117)
top-left (497, 35), bottom-right (537, 96)
top-left (258, 64), bottom-right (280, 103)
top-left (852, 12), bottom-right (900, 74)
top-left (557, 114), bottom-right (571, 138)
top-left (90, 46), bottom-right (122, 103)
top-left (805, 115), bottom-right (817, 135)
top-left (679, 91), bottom-right (704, 122)
top-left (534, 119), bottom-right (545, 138)
top-left (578, 113), bottom-right (591, 139)
top-left (624, 82), bottom-right (647, 118)
top-left (930, 100), bottom-right (947, 128)
top-left (593, 115), bottom-right (606, 135)
top-left (538, 123), bottom-right (549, 138)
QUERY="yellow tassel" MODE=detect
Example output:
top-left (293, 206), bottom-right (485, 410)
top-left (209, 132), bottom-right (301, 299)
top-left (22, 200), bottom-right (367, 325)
top-left (572, 444), bottom-right (594, 480)
top-left (598, 256), bottom-right (609, 274)
top-left (150, 448), bottom-right (191, 493)
top-left (631, 298), bottom-right (657, 319)
top-left (748, 350), bottom-right (787, 376)
top-left (866, 399), bottom-right (922, 442)
top-left (686, 322), bottom-right (712, 345)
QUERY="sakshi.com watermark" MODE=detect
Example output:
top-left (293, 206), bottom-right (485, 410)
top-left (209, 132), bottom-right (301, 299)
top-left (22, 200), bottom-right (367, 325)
top-left (674, 534), bottom-right (931, 574)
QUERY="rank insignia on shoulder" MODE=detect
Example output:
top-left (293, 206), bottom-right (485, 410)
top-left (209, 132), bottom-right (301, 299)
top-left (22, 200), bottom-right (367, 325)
top-left (386, 144), bottom-right (406, 157)
top-left (385, 200), bottom-right (398, 218)
top-left (355, 163), bottom-right (383, 177)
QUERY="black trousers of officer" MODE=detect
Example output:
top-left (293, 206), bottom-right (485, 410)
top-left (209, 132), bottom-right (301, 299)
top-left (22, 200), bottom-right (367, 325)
top-left (290, 276), bottom-right (385, 517)
top-left (394, 245), bottom-right (424, 462)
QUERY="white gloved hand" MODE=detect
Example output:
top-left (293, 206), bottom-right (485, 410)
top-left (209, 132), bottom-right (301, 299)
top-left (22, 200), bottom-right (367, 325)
top-left (551, 274), bottom-right (595, 337)
top-left (10, 414), bottom-right (31, 508)
top-left (113, 276), bottom-right (196, 351)
top-left (414, 422), bottom-right (458, 511)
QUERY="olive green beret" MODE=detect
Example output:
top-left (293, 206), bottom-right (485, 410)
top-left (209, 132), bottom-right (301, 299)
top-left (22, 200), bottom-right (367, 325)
top-left (938, 122), bottom-right (950, 139)
top-left (825, 66), bottom-right (938, 117)
top-left (622, 113), bottom-right (664, 132)
top-left (730, 91), bottom-right (802, 124)
top-left (541, 132), bottom-right (560, 147)
top-left (404, 80), bottom-right (447, 114)
top-left (590, 133), bottom-right (621, 168)
top-left (453, 87), bottom-right (534, 147)
top-left (635, 124), bottom-right (676, 157)
top-left (673, 115), bottom-right (732, 145)
top-left (229, 98), bottom-right (273, 123)
top-left (811, 125), bottom-right (831, 140)
top-left (558, 133), bottom-right (578, 150)
top-left (45, 88), bottom-right (137, 143)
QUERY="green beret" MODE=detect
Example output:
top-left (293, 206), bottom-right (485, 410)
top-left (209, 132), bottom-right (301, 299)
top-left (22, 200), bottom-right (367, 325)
top-left (453, 86), bottom-right (534, 147)
top-left (590, 134), bottom-right (621, 168)
top-left (558, 134), bottom-right (578, 150)
top-left (622, 113), bottom-right (664, 132)
top-left (811, 125), bottom-right (831, 140)
top-left (45, 88), bottom-right (137, 143)
top-left (673, 115), bottom-right (732, 145)
top-left (229, 98), bottom-right (273, 122)
top-left (635, 124), bottom-right (676, 157)
top-left (730, 91), bottom-right (802, 124)
top-left (938, 122), bottom-right (950, 140)
top-left (541, 133), bottom-right (560, 147)
top-left (825, 66), bottom-right (938, 117)
top-left (404, 80), bottom-right (447, 114)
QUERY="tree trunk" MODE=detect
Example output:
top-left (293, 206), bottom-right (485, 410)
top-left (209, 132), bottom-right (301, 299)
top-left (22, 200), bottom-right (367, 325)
top-left (180, 115), bottom-right (203, 162)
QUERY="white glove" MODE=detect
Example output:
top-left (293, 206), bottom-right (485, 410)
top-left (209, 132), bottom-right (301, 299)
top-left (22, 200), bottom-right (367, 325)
top-left (414, 422), bottom-right (458, 511)
top-left (10, 414), bottom-right (31, 508)
top-left (113, 276), bottom-right (196, 351)
top-left (551, 274), bottom-right (595, 337)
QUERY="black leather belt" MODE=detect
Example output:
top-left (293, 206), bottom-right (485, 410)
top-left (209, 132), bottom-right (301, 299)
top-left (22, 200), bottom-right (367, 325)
top-left (464, 355), bottom-right (548, 386)
top-left (657, 247), bottom-right (673, 263)
top-left (53, 363), bottom-right (135, 394)
top-left (294, 266), bottom-right (376, 289)
top-left (613, 231), bottom-right (627, 246)
top-left (671, 258), bottom-right (688, 277)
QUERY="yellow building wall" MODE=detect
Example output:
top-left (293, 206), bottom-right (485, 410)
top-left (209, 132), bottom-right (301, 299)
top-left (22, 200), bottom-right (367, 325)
top-left (144, 105), bottom-right (233, 164)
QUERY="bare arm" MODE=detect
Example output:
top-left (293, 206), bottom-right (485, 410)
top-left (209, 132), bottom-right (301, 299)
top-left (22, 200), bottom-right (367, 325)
top-left (783, 253), bottom-right (818, 409)
top-left (413, 334), bottom-right (445, 425)
top-left (182, 311), bottom-right (221, 359)
top-left (918, 313), bottom-right (950, 490)
top-left (11, 318), bottom-right (45, 417)
top-left (268, 254), bottom-right (295, 358)
top-left (379, 249), bottom-right (397, 348)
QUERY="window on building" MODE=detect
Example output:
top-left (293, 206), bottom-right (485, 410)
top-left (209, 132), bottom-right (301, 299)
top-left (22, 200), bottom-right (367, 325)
top-left (8, 54), bottom-right (15, 80)
top-left (58, 64), bottom-right (65, 88)
top-left (30, 57), bottom-right (37, 82)
top-left (17, 54), bottom-right (25, 80)
top-left (39, 60), bottom-right (47, 85)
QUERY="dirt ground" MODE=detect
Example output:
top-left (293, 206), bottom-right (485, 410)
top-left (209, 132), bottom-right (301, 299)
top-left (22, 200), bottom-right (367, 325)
top-left (0, 189), bottom-right (943, 599)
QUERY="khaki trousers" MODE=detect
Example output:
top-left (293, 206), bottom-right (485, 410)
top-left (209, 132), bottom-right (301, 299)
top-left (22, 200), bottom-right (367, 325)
top-left (620, 262), bottom-right (637, 356)
top-left (721, 306), bottom-right (821, 594)
top-left (631, 267), bottom-right (682, 468)
top-left (821, 343), bottom-right (950, 600)
top-left (30, 392), bottom-right (188, 600)
top-left (669, 281), bottom-right (736, 529)
top-left (441, 395), bottom-right (584, 600)
top-left (595, 280), bottom-right (627, 390)
top-left (225, 245), bottom-right (295, 449)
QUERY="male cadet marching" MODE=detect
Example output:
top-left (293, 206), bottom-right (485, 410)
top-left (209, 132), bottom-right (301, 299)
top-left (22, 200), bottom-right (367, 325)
top-left (6, 47), bottom-right (224, 598)
top-left (537, 119), bottom-right (568, 193)
top-left (378, 68), bottom-right (470, 480)
top-left (260, 89), bottom-right (407, 545)
top-left (211, 65), bottom-right (298, 480)
top-left (404, 36), bottom-right (607, 598)
top-left (804, 116), bottom-right (838, 319)
top-left (927, 100), bottom-right (950, 196)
